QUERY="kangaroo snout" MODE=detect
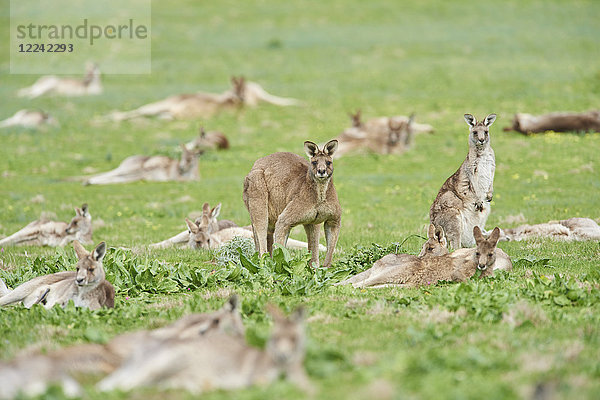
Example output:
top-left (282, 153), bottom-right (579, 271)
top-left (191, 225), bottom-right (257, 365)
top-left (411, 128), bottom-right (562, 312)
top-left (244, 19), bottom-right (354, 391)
top-left (477, 264), bottom-right (487, 271)
top-left (76, 277), bottom-right (86, 285)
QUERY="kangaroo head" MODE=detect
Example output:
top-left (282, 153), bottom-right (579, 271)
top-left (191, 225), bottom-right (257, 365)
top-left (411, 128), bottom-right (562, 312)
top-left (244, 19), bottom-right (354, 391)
top-left (304, 140), bottom-right (338, 181)
top-left (72, 241), bottom-right (106, 287)
top-left (65, 204), bottom-right (92, 237)
top-left (185, 217), bottom-right (212, 249)
top-left (419, 224), bottom-right (449, 257)
top-left (230, 76), bottom-right (246, 103)
top-left (266, 304), bottom-right (307, 367)
top-left (465, 113), bottom-right (496, 148)
top-left (473, 226), bottom-right (500, 272)
top-left (387, 116), bottom-right (414, 148)
top-left (179, 144), bottom-right (199, 174)
top-left (83, 62), bottom-right (101, 85)
top-left (201, 202), bottom-right (221, 233)
top-left (349, 110), bottom-right (363, 128)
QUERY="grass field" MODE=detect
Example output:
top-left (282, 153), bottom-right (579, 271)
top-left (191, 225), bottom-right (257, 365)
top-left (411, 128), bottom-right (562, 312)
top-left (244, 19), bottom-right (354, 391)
top-left (1, 0), bottom-right (600, 398)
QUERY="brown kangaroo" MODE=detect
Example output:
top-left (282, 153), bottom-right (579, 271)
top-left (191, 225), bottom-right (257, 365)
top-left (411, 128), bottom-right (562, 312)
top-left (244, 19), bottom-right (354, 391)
top-left (243, 140), bottom-right (342, 267)
top-left (17, 63), bottom-right (102, 99)
top-left (504, 110), bottom-right (600, 134)
top-left (185, 127), bottom-right (230, 153)
top-left (0, 110), bottom-right (58, 129)
top-left (430, 113), bottom-right (497, 249)
top-left (0, 204), bottom-right (92, 247)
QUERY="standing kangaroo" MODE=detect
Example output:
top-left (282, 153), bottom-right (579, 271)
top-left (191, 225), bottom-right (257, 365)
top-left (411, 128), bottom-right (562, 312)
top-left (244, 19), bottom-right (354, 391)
top-left (430, 113), bottom-right (497, 249)
top-left (347, 227), bottom-right (501, 289)
top-left (243, 140), bottom-right (342, 267)
top-left (0, 204), bottom-right (92, 247)
top-left (84, 145), bottom-right (199, 185)
top-left (0, 241), bottom-right (114, 310)
top-left (17, 63), bottom-right (102, 98)
top-left (97, 305), bottom-right (311, 394)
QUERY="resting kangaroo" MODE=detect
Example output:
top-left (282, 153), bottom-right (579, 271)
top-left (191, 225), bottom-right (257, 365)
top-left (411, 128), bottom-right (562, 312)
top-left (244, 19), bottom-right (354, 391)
top-left (84, 145), bottom-right (199, 185)
top-left (0, 110), bottom-right (58, 129)
top-left (500, 217), bottom-right (600, 242)
top-left (0, 295), bottom-right (244, 400)
top-left (0, 204), bottom-right (92, 247)
top-left (97, 304), bottom-right (311, 394)
top-left (243, 140), bottom-right (342, 267)
top-left (0, 241), bottom-right (114, 310)
top-left (430, 113), bottom-right (497, 249)
top-left (503, 110), bottom-right (600, 134)
top-left (185, 127), bottom-right (230, 153)
top-left (17, 63), bottom-right (102, 98)
top-left (335, 224), bottom-right (449, 287)
top-left (346, 227), bottom-right (501, 289)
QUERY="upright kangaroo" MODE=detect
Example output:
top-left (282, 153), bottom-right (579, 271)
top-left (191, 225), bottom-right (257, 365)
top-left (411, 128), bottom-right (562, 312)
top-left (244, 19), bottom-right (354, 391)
top-left (0, 241), bottom-right (114, 310)
top-left (346, 227), bottom-right (501, 289)
top-left (243, 140), bottom-right (342, 267)
top-left (17, 63), bottom-right (102, 98)
top-left (430, 113), bottom-right (497, 249)
top-left (97, 305), bottom-right (310, 394)
top-left (0, 204), bottom-right (92, 247)
top-left (84, 146), bottom-right (199, 185)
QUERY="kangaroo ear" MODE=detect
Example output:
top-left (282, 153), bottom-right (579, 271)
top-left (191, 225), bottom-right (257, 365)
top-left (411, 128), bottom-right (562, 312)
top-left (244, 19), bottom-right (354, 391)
top-left (92, 242), bottom-right (106, 262)
top-left (473, 226), bottom-right (484, 243)
top-left (291, 305), bottom-right (307, 322)
top-left (408, 113), bottom-right (416, 125)
top-left (484, 114), bottom-right (497, 127)
top-left (435, 225), bottom-right (446, 244)
top-left (211, 203), bottom-right (222, 219)
top-left (464, 114), bottom-right (476, 128)
top-left (488, 227), bottom-right (501, 246)
top-left (199, 126), bottom-right (206, 138)
top-left (202, 202), bottom-right (210, 215)
top-left (81, 203), bottom-right (89, 217)
top-left (225, 294), bottom-right (240, 312)
top-left (427, 224), bottom-right (436, 239)
top-left (304, 141), bottom-right (318, 158)
top-left (185, 218), bottom-right (199, 234)
top-left (74, 207), bottom-right (83, 217)
top-left (72, 240), bottom-right (88, 259)
top-left (323, 139), bottom-right (338, 156)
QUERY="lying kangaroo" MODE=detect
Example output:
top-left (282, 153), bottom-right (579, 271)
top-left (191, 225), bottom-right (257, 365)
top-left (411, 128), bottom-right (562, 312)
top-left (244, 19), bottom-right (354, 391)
top-left (0, 204), bottom-right (92, 247)
top-left (105, 76), bottom-right (300, 121)
top-left (335, 223), bottom-right (449, 287)
top-left (430, 113), bottom-right (497, 249)
top-left (0, 295), bottom-right (243, 399)
top-left (149, 202), bottom-right (238, 249)
top-left (0, 241), bottom-right (114, 310)
top-left (17, 63), bottom-right (102, 99)
top-left (84, 145), bottom-right (199, 185)
top-left (0, 110), bottom-right (58, 129)
top-left (503, 110), bottom-right (600, 134)
top-left (97, 304), bottom-right (311, 394)
top-left (500, 217), bottom-right (600, 241)
top-left (185, 127), bottom-right (230, 153)
top-left (243, 140), bottom-right (342, 267)
top-left (346, 227), bottom-right (501, 289)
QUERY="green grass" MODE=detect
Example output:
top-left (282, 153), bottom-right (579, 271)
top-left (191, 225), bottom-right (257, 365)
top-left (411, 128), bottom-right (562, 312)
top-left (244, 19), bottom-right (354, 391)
top-left (1, 0), bottom-right (600, 398)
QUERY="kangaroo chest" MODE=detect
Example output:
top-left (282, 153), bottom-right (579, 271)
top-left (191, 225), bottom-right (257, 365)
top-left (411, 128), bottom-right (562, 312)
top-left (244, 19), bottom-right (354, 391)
top-left (466, 151), bottom-right (495, 199)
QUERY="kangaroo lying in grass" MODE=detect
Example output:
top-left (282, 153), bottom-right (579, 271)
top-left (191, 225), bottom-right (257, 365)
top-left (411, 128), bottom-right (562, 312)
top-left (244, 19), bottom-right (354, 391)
top-left (244, 140), bottom-right (341, 267)
top-left (97, 304), bottom-right (311, 394)
top-left (500, 217), bottom-right (600, 241)
top-left (84, 145), bottom-right (199, 185)
top-left (503, 110), bottom-right (600, 134)
top-left (0, 204), bottom-right (92, 247)
top-left (0, 241), bottom-right (114, 310)
top-left (0, 110), bottom-right (58, 129)
top-left (0, 295), bottom-right (244, 400)
top-left (105, 76), bottom-right (300, 121)
top-left (430, 113), bottom-right (497, 249)
top-left (185, 127), bottom-right (230, 153)
top-left (340, 227), bottom-right (503, 289)
top-left (17, 63), bottom-right (102, 98)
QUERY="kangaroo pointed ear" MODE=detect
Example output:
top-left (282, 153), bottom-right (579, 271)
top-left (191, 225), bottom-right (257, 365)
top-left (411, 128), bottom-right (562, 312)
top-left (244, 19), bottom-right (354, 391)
top-left (484, 114), bottom-right (497, 127)
top-left (199, 126), bottom-right (206, 138)
top-left (202, 202), bottom-right (210, 215)
top-left (211, 203), bottom-right (222, 219)
top-left (473, 226), bottom-right (484, 243)
top-left (224, 294), bottom-right (240, 312)
top-left (464, 114), bottom-right (476, 128)
top-left (72, 240), bottom-right (88, 259)
top-left (304, 141), bottom-right (318, 158)
top-left (323, 139), bottom-right (338, 156)
top-left (185, 218), bottom-right (199, 234)
top-left (408, 113), bottom-right (416, 125)
top-left (488, 227), bottom-right (501, 246)
top-left (291, 305), bottom-right (307, 322)
top-left (92, 242), bottom-right (106, 262)
top-left (427, 224), bottom-right (436, 239)
top-left (74, 207), bottom-right (83, 217)
top-left (81, 203), bottom-right (89, 217)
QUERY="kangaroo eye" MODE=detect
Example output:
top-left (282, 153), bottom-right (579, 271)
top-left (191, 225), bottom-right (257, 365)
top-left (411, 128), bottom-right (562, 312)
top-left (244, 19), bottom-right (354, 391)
top-left (326, 161), bottom-right (332, 166)
top-left (489, 253), bottom-right (493, 257)
top-left (311, 161), bottom-right (317, 166)
top-left (475, 252), bottom-right (480, 257)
